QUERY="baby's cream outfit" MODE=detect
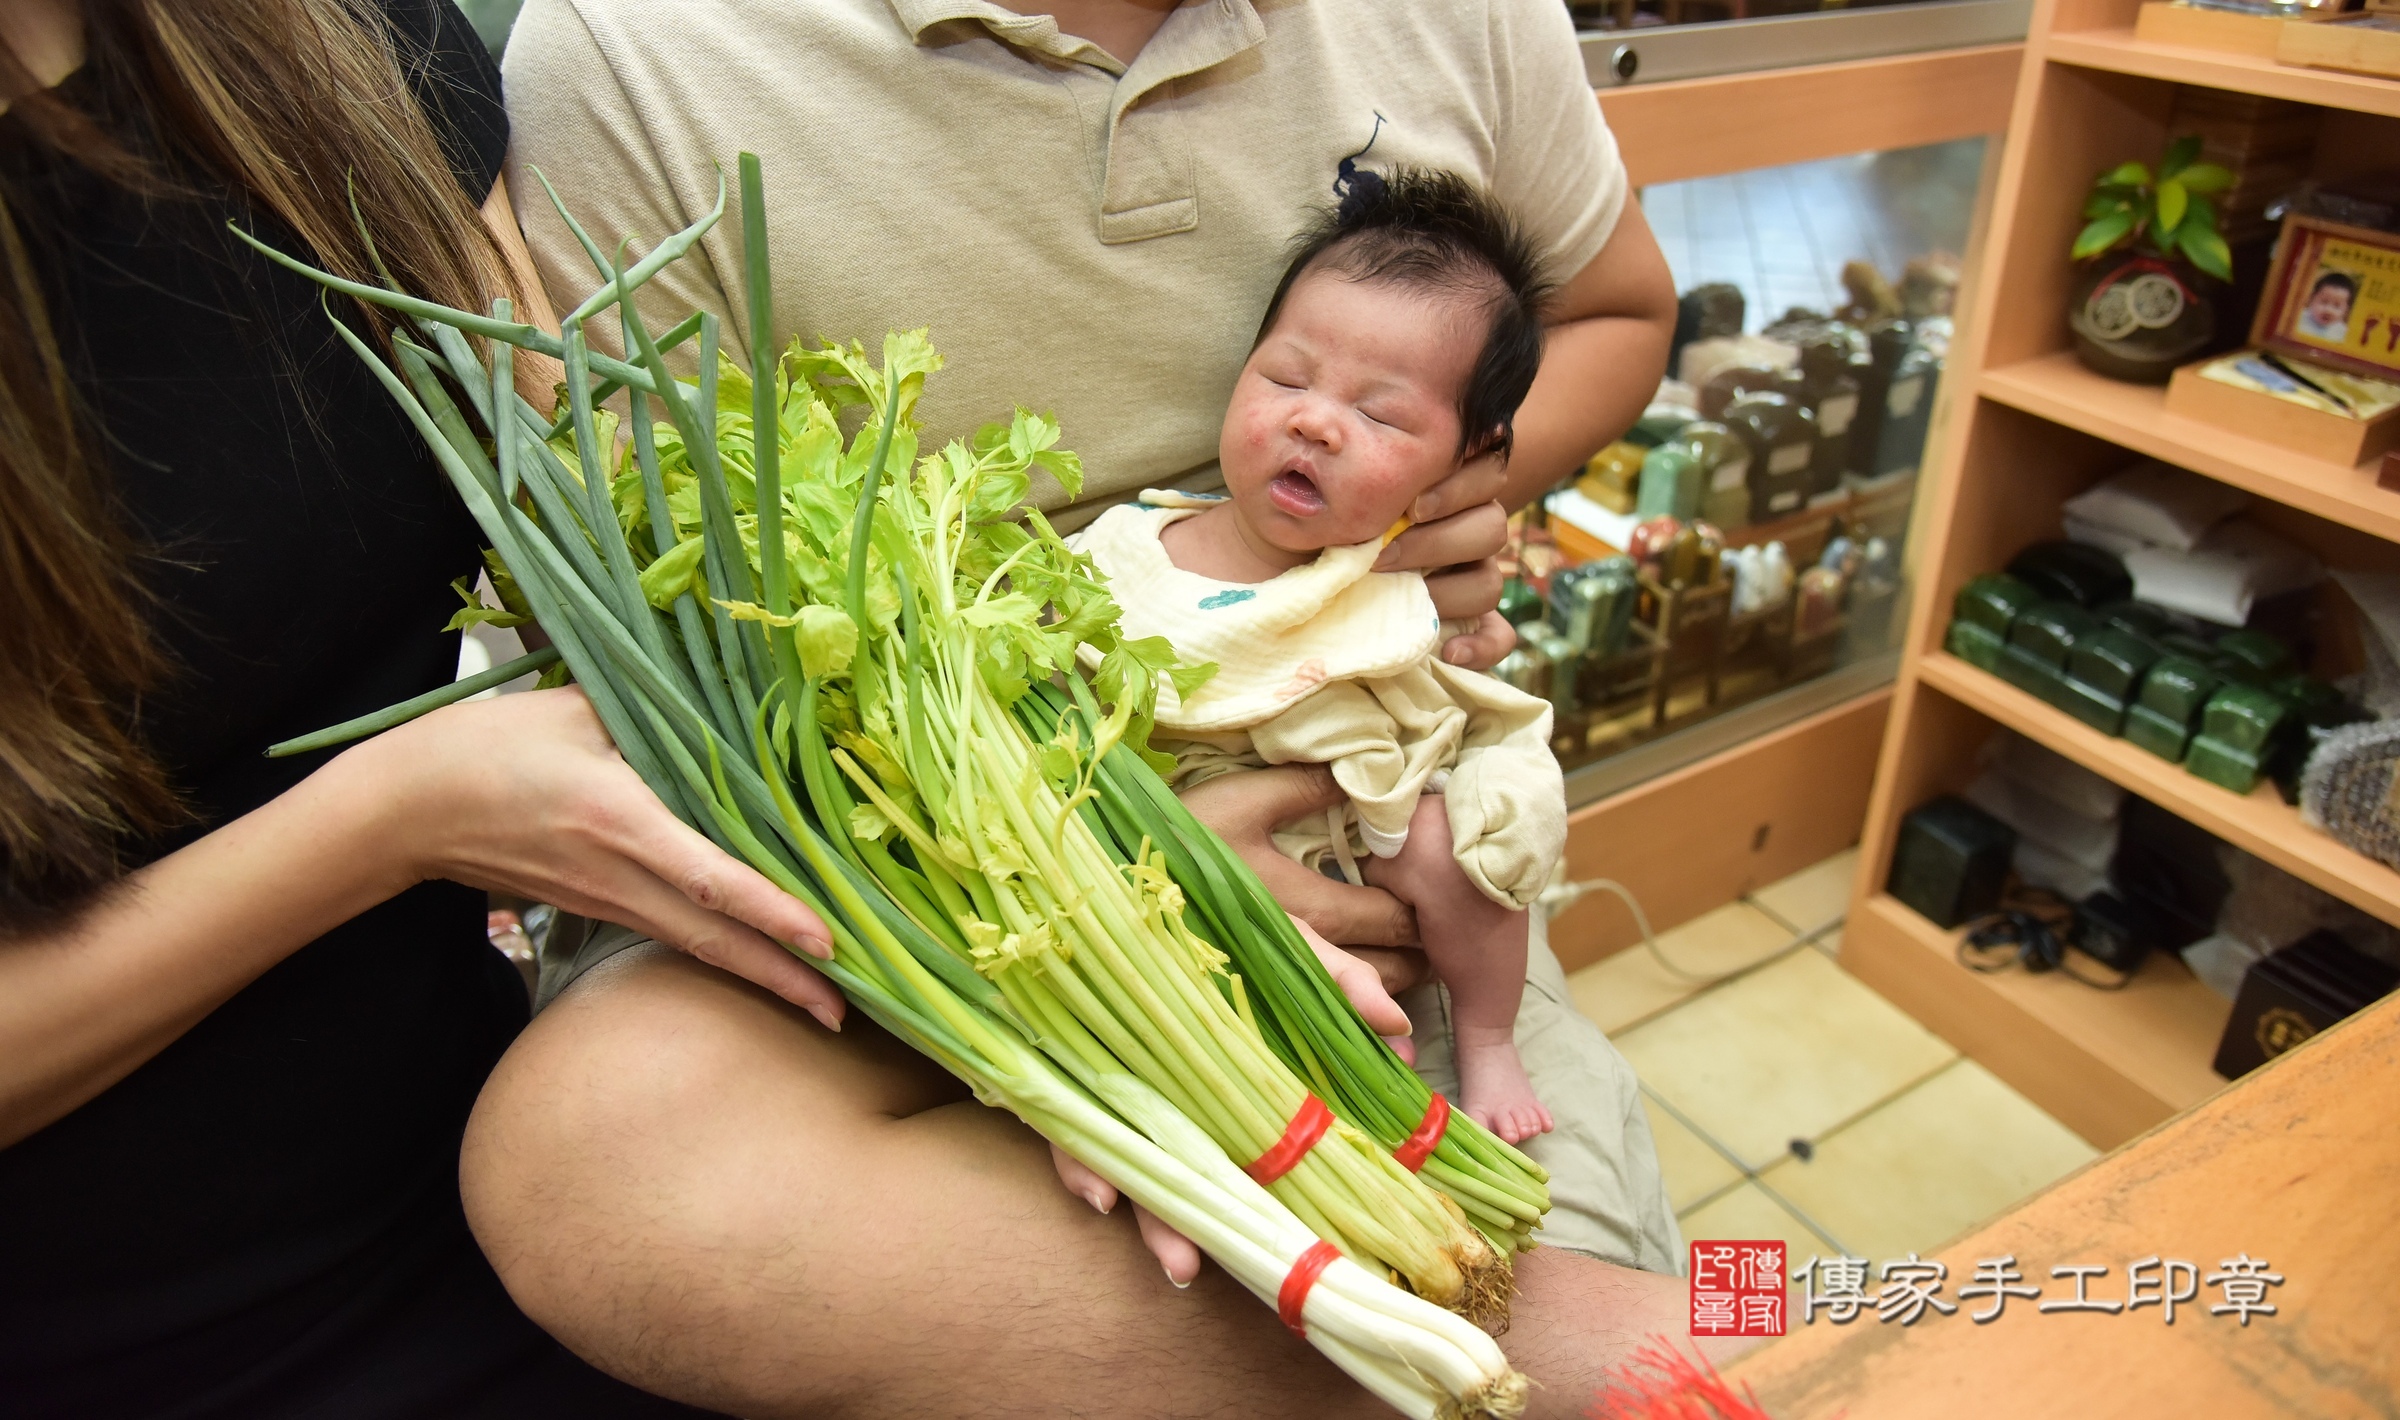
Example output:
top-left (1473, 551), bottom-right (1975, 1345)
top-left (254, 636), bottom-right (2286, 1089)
top-left (1076, 491), bottom-right (1566, 910)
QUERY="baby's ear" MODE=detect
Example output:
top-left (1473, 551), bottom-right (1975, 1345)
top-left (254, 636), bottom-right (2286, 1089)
top-left (1460, 422), bottom-right (1513, 466)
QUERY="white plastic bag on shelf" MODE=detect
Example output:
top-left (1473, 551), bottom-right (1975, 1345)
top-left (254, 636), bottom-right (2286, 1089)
top-left (2060, 459), bottom-right (2249, 553)
top-left (2123, 518), bottom-right (2323, 627)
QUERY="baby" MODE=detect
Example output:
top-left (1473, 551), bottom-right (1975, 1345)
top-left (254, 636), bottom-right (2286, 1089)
top-left (1079, 170), bottom-right (1567, 1143)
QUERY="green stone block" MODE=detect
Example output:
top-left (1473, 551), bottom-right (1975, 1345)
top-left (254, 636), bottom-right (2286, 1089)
top-left (2008, 601), bottom-right (2100, 669)
top-left (2199, 683), bottom-right (2289, 756)
top-left (2213, 629), bottom-right (2295, 680)
top-left (2125, 703), bottom-right (2193, 761)
top-left (2136, 656), bottom-right (2219, 724)
top-left (1946, 619), bottom-right (2007, 672)
top-left (1953, 573), bottom-right (2040, 638)
top-left (2097, 600), bottom-right (2176, 642)
top-left (2058, 675), bottom-right (2130, 735)
top-left (2270, 674), bottom-right (2343, 719)
top-left (1996, 642), bottom-right (2069, 702)
top-left (2068, 629), bottom-right (2162, 704)
top-left (2185, 735), bottom-right (2266, 794)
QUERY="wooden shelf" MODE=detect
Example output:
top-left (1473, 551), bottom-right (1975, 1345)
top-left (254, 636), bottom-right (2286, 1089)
top-left (1843, 890), bottom-right (2230, 1147)
top-left (1918, 650), bottom-right (2400, 925)
top-left (1980, 354), bottom-right (2400, 543)
top-left (2047, 26), bottom-right (2400, 117)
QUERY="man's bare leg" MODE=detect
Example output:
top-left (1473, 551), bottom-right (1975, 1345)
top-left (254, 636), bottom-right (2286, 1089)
top-left (461, 947), bottom-right (1728, 1420)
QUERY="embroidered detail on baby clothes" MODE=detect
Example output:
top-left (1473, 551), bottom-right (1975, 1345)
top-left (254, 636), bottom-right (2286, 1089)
top-left (1198, 589), bottom-right (1257, 610)
top-left (1279, 659), bottom-right (1329, 701)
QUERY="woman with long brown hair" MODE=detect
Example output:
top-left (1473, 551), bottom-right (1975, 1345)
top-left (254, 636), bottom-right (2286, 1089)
top-left (0, 1), bottom-right (844, 1412)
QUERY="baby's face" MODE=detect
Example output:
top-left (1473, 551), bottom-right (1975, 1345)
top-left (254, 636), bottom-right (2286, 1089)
top-left (2307, 285), bottom-right (2352, 330)
top-left (1219, 271), bottom-right (1480, 555)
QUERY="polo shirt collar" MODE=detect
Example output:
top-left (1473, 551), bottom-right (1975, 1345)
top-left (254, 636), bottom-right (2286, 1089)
top-left (887, 0), bottom-right (1265, 81)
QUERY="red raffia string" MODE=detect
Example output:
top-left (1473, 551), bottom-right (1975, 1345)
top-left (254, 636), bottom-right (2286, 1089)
top-left (1392, 1091), bottom-right (1451, 1172)
top-left (1245, 1094), bottom-right (1333, 1185)
top-left (1277, 1239), bottom-right (1342, 1338)
top-left (1585, 1340), bottom-right (1777, 1420)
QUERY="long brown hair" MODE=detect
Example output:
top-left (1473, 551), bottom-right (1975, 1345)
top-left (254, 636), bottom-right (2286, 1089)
top-left (0, 0), bottom-right (510, 920)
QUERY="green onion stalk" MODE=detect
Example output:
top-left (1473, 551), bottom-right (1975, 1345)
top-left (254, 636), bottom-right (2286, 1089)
top-left (242, 157), bottom-right (1546, 1406)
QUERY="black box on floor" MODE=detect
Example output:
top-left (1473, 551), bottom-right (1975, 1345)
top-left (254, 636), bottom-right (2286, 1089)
top-left (1889, 796), bottom-right (2016, 929)
top-left (2212, 930), bottom-right (2400, 1079)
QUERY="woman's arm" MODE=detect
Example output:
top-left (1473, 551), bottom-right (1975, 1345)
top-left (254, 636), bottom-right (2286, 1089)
top-left (0, 689), bottom-right (838, 1148)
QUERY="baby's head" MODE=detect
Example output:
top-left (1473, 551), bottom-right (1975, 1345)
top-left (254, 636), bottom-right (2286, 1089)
top-left (2306, 271), bottom-right (2356, 332)
top-left (1220, 170), bottom-right (1551, 555)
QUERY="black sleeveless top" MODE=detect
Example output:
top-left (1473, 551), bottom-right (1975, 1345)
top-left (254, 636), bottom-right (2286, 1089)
top-left (0, 7), bottom-right (709, 1416)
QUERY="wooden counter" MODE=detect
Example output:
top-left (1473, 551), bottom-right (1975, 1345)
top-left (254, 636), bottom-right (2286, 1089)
top-left (1723, 990), bottom-right (2400, 1417)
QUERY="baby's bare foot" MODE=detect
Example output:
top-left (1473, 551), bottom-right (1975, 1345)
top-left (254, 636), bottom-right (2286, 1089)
top-left (1455, 1035), bottom-right (1553, 1145)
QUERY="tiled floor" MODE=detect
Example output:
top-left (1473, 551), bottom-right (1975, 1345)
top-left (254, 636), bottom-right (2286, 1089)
top-left (1640, 139), bottom-right (1989, 329)
top-left (1566, 847), bottom-right (2101, 1266)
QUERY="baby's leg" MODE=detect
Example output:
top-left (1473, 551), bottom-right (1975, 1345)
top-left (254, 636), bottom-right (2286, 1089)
top-left (1362, 795), bottom-right (1554, 1144)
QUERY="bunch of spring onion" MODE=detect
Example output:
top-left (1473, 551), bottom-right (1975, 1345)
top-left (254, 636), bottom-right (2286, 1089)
top-left (247, 156), bottom-right (1548, 1414)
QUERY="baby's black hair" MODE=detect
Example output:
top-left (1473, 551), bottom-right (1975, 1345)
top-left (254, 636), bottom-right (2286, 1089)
top-left (2309, 271), bottom-right (2359, 302)
top-left (1254, 169), bottom-right (1553, 464)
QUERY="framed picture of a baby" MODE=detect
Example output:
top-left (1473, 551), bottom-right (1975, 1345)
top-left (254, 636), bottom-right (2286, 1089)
top-left (2252, 214), bottom-right (2400, 382)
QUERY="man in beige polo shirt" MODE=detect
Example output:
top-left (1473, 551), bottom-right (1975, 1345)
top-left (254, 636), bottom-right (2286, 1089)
top-left (472, 2), bottom-right (1705, 1413)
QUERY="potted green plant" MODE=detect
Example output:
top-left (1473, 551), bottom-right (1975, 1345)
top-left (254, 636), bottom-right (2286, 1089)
top-left (2066, 136), bottom-right (2236, 384)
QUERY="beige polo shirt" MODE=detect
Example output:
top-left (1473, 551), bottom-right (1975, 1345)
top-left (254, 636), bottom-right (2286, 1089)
top-left (503, 0), bottom-right (1625, 527)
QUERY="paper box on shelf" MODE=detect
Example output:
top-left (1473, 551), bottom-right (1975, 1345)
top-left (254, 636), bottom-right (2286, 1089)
top-left (2166, 354), bottom-right (2400, 468)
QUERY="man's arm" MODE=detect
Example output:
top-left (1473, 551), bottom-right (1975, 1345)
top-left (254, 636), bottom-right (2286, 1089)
top-left (1499, 201), bottom-right (1676, 511)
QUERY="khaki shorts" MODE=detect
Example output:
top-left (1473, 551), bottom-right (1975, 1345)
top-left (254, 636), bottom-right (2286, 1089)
top-left (539, 911), bottom-right (1681, 1275)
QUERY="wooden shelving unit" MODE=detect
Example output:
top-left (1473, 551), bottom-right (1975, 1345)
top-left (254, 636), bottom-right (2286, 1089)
top-left (1843, 0), bottom-right (2400, 1149)
top-left (1980, 354), bottom-right (2400, 543)
top-left (1919, 653), bottom-right (2400, 921)
top-left (2045, 27), bottom-right (2400, 116)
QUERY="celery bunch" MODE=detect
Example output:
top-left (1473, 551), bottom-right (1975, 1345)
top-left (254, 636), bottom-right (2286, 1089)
top-left (245, 157), bottom-right (1547, 1413)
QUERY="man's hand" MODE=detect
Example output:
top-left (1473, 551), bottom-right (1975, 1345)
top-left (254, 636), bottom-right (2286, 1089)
top-left (1179, 765), bottom-right (1418, 947)
top-left (1375, 481), bottom-right (1512, 673)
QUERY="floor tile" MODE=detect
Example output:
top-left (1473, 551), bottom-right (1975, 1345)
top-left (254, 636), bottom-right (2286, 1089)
top-left (1757, 1059), bottom-right (2099, 1265)
top-left (1615, 948), bottom-right (1956, 1170)
top-left (1812, 927), bottom-right (1843, 960)
top-left (1564, 900), bottom-right (1795, 1035)
top-left (1641, 1091), bottom-right (1744, 1212)
top-left (1678, 1180), bottom-right (1842, 1261)
top-left (1750, 846), bottom-right (1860, 937)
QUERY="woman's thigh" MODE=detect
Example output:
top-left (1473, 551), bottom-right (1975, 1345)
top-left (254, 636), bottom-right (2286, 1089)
top-left (459, 945), bottom-right (1385, 1420)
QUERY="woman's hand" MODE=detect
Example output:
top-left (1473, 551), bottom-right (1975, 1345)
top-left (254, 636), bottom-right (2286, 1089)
top-left (366, 687), bottom-right (845, 1031)
top-left (1375, 462), bottom-right (1513, 671)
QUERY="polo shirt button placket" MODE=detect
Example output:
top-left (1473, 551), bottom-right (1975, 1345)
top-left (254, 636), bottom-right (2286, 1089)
top-left (1097, 81), bottom-right (1199, 246)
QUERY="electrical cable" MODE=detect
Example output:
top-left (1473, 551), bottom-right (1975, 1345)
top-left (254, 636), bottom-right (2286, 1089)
top-left (1542, 876), bottom-right (1775, 985)
top-left (1956, 882), bottom-right (2131, 990)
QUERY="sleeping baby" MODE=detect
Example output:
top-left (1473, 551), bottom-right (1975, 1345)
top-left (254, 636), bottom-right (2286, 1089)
top-left (1079, 170), bottom-right (1568, 1143)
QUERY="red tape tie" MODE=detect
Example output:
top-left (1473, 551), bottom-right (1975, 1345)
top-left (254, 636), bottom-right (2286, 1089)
top-left (1245, 1094), bottom-right (1333, 1186)
top-left (1393, 1092), bottom-right (1451, 1173)
top-left (1278, 1239), bottom-right (1342, 1338)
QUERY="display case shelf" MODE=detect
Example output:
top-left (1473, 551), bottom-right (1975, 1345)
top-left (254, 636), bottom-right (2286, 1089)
top-left (1844, 889), bottom-right (2230, 1146)
top-left (2045, 26), bottom-right (2400, 118)
top-left (1919, 651), bottom-right (2400, 926)
top-left (1979, 354), bottom-right (2400, 543)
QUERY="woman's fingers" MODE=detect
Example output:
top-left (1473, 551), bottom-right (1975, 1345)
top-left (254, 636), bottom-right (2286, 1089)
top-left (1290, 917), bottom-right (1411, 1040)
top-left (1050, 1142), bottom-right (1118, 1215)
top-left (1135, 1204), bottom-right (1203, 1288)
top-left (1048, 1146), bottom-right (1202, 1287)
top-left (608, 784), bottom-right (833, 958)
top-left (1438, 610), bottom-right (1518, 671)
top-left (1375, 498), bottom-right (1506, 576)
